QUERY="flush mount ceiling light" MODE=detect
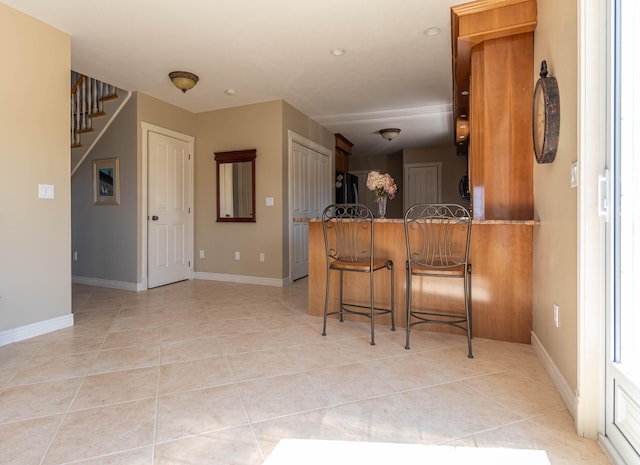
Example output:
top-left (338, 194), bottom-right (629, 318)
top-left (330, 48), bottom-right (346, 56)
top-left (379, 128), bottom-right (401, 141)
top-left (169, 71), bottom-right (199, 93)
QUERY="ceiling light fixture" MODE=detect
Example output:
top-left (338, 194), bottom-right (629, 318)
top-left (330, 48), bottom-right (346, 56)
top-left (225, 89), bottom-right (237, 96)
top-left (169, 71), bottom-right (199, 93)
top-left (379, 128), bottom-right (401, 141)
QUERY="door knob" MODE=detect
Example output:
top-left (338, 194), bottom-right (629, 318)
top-left (151, 215), bottom-right (159, 221)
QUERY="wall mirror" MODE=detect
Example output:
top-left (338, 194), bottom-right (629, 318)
top-left (214, 149), bottom-right (256, 222)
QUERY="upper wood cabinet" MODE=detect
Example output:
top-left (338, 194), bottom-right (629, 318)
top-left (335, 133), bottom-right (353, 172)
top-left (451, 0), bottom-right (537, 220)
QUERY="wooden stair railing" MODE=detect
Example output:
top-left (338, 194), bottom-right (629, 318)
top-left (71, 72), bottom-right (119, 149)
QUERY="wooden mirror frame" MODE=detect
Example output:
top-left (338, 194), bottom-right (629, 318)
top-left (214, 149), bottom-right (256, 222)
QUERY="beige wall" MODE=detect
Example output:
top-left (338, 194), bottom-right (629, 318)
top-left (195, 101), bottom-right (285, 279)
top-left (72, 95), bottom-right (138, 284)
top-left (72, 96), bottom-right (330, 286)
top-left (0, 4), bottom-right (71, 332)
top-left (532, 0), bottom-right (579, 391)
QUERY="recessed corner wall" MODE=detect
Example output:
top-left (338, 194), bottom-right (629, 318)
top-left (0, 3), bottom-right (72, 336)
top-left (531, 0), bottom-right (579, 394)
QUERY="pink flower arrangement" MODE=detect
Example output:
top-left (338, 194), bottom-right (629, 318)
top-left (366, 171), bottom-right (397, 200)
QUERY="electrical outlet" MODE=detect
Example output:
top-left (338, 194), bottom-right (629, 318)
top-left (234, 251), bottom-right (240, 260)
top-left (199, 250), bottom-right (205, 259)
top-left (259, 253), bottom-right (265, 262)
top-left (553, 304), bottom-right (559, 328)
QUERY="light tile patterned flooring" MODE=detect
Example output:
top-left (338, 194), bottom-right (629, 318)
top-left (0, 279), bottom-right (611, 465)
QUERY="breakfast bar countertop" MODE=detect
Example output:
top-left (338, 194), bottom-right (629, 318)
top-left (302, 216), bottom-right (537, 343)
top-left (294, 217), bottom-right (540, 225)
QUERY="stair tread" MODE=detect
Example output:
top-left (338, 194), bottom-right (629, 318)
top-left (89, 111), bottom-right (106, 118)
top-left (77, 127), bottom-right (95, 134)
top-left (99, 94), bottom-right (119, 102)
top-left (71, 143), bottom-right (83, 149)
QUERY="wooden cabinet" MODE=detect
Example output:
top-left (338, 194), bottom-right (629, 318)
top-left (335, 133), bottom-right (353, 172)
top-left (451, 0), bottom-right (537, 220)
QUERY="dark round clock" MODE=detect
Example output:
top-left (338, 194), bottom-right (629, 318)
top-left (532, 60), bottom-right (560, 164)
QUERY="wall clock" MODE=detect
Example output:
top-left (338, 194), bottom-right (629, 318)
top-left (532, 60), bottom-right (560, 164)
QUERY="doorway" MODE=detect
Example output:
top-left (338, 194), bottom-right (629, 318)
top-left (404, 162), bottom-right (442, 212)
top-left (141, 123), bottom-right (194, 289)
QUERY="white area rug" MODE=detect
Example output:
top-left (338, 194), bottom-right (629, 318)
top-left (262, 439), bottom-right (552, 465)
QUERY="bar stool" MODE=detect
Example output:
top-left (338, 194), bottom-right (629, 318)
top-left (404, 203), bottom-right (473, 357)
top-left (321, 204), bottom-right (395, 345)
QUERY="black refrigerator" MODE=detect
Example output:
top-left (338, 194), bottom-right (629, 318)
top-left (335, 172), bottom-right (358, 204)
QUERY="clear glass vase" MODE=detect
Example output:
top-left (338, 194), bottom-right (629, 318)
top-left (377, 196), bottom-right (387, 219)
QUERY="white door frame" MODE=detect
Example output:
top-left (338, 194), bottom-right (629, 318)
top-left (141, 122), bottom-right (195, 290)
top-left (287, 130), bottom-right (332, 284)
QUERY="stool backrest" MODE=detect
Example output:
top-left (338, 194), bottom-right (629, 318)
top-left (404, 203), bottom-right (471, 269)
top-left (322, 204), bottom-right (374, 264)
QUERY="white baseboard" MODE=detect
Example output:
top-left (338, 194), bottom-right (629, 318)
top-left (73, 274), bottom-right (288, 291)
top-left (72, 275), bottom-right (140, 292)
top-left (194, 272), bottom-right (286, 287)
top-left (531, 331), bottom-right (578, 418)
top-left (0, 313), bottom-right (74, 347)
top-left (599, 435), bottom-right (626, 465)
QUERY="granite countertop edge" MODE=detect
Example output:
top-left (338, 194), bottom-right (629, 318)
top-left (294, 218), bottom-right (540, 225)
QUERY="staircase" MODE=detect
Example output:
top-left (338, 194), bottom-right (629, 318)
top-left (70, 71), bottom-right (130, 175)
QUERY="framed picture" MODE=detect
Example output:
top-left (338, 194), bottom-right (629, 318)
top-left (93, 158), bottom-right (120, 206)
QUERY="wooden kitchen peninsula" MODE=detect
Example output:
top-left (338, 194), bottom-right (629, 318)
top-left (302, 218), bottom-right (537, 344)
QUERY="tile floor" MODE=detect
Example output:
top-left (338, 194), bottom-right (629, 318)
top-left (0, 278), bottom-right (611, 465)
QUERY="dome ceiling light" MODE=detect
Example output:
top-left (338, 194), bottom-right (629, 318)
top-left (169, 71), bottom-right (199, 93)
top-left (379, 128), bottom-right (401, 141)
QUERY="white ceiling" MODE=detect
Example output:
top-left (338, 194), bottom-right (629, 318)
top-left (5, 0), bottom-right (461, 157)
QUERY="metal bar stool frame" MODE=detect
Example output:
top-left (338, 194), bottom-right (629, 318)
top-left (321, 204), bottom-right (395, 345)
top-left (404, 203), bottom-right (473, 357)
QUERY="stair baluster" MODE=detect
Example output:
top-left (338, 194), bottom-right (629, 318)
top-left (70, 73), bottom-right (118, 150)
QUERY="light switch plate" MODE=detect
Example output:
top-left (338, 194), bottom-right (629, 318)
top-left (266, 197), bottom-right (274, 206)
top-left (38, 184), bottom-right (54, 199)
top-left (570, 162), bottom-right (578, 188)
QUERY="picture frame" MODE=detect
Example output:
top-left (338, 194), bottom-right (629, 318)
top-left (93, 157), bottom-right (120, 206)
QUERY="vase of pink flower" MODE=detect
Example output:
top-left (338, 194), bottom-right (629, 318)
top-left (366, 171), bottom-right (397, 219)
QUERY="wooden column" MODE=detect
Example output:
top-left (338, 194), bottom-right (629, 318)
top-left (451, 0), bottom-right (537, 220)
top-left (469, 33), bottom-right (534, 220)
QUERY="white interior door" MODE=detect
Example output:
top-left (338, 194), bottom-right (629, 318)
top-left (605, 1), bottom-right (640, 461)
top-left (404, 162), bottom-right (442, 211)
top-left (290, 138), bottom-right (330, 281)
top-left (147, 130), bottom-right (193, 288)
